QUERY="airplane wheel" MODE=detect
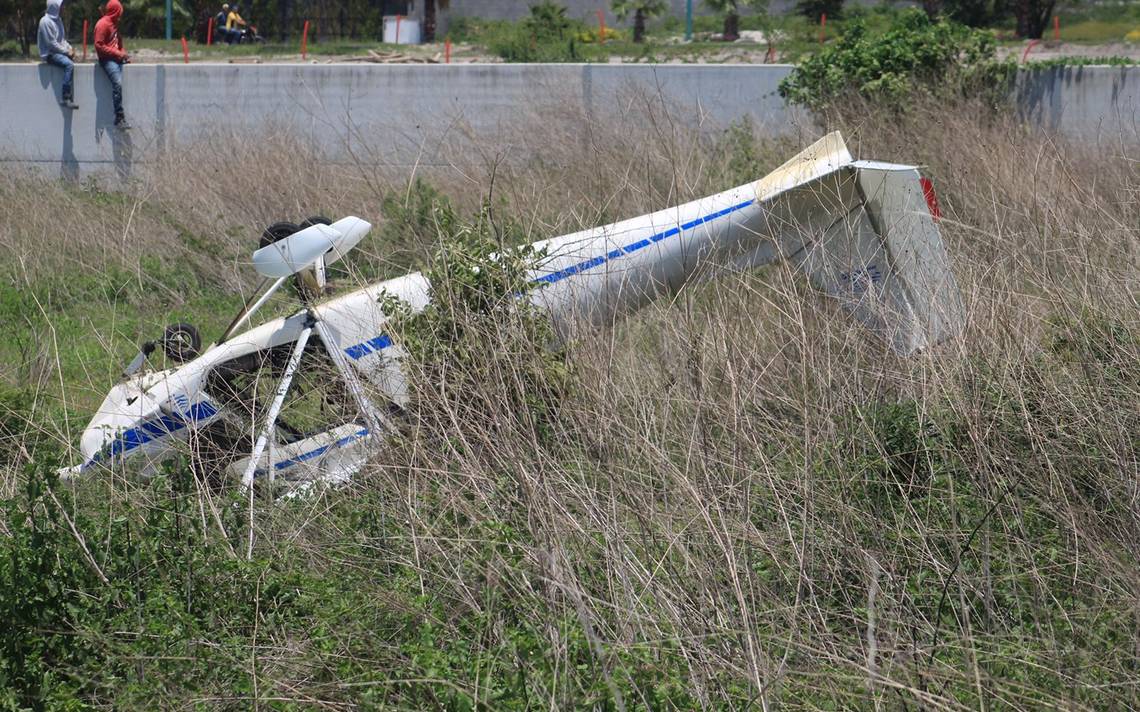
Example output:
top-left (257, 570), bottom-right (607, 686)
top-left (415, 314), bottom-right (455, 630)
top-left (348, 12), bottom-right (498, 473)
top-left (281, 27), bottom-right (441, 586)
top-left (299, 215), bottom-right (332, 228)
top-left (259, 221), bottom-right (300, 249)
top-left (161, 323), bottom-right (201, 363)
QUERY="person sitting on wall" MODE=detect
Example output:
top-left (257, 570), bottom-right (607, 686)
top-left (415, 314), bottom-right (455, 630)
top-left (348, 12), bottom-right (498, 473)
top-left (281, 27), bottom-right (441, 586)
top-left (226, 3), bottom-right (247, 42)
top-left (94, 0), bottom-right (131, 130)
top-left (38, 0), bottom-right (78, 109)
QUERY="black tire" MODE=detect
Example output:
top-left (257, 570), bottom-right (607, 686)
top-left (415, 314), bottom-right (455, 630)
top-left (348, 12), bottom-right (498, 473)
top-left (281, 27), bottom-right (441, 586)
top-left (259, 221), bottom-right (300, 249)
top-left (161, 323), bottom-right (201, 363)
top-left (299, 215), bottom-right (332, 229)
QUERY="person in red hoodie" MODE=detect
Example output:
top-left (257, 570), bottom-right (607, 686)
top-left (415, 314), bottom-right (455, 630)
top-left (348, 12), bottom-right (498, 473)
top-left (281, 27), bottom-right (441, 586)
top-left (94, 0), bottom-right (130, 129)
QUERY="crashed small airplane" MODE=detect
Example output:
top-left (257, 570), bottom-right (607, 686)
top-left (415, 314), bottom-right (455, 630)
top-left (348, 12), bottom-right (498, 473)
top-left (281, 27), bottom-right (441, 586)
top-left (63, 132), bottom-right (964, 490)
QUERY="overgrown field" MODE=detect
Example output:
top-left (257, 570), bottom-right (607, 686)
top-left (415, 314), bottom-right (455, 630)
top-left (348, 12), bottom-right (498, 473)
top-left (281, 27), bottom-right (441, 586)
top-left (1, 96), bottom-right (1138, 708)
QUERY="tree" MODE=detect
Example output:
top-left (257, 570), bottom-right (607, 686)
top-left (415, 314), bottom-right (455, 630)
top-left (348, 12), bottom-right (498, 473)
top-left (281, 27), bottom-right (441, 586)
top-left (524, 1), bottom-right (573, 41)
top-left (1, 0), bottom-right (41, 56)
top-left (702, 0), bottom-right (762, 41)
top-left (123, 0), bottom-right (191, 37)
top-left (1015, 0), bottom-right (1054, 38)
top-left (423, 0), bottom-right (450, 42)
top-left (940, 0), bottom-right (1011, 27)
top-left (611, 0), bottom-right (666, 43)
top-left (795, 0), bottom-right (844, 22)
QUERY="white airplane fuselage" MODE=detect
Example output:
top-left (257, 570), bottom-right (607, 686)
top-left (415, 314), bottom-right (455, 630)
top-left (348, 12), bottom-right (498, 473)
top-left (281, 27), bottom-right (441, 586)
top-left (70, 133), bottom-right (964, 485)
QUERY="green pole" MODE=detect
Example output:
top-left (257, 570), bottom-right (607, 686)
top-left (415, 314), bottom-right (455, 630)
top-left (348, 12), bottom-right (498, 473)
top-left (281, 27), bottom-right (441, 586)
top-left (685, 0), bottom-right (693, 41)
top-left (165, 0), bottom-right (172, 40)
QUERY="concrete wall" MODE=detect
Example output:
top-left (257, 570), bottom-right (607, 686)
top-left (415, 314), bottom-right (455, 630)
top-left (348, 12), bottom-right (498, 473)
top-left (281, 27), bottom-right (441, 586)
top-left (1, 62), bottom-right (1136, 180)
top-left (1015, 65), bottom-right (1140, 141)
top-left (0, 62), bottom-right (800, 179)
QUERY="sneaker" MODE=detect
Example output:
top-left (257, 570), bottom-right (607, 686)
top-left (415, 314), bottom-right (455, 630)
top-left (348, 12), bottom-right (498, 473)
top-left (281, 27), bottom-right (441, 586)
top-left (114, 117), bottom-right (132, 130)
top-left (60, 97), bottom-right (79, 109)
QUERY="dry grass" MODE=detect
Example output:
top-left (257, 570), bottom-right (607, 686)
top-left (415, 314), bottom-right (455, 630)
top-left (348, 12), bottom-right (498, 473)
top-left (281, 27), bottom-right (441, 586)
top-left (1, 93), bottom-right (1138, 708)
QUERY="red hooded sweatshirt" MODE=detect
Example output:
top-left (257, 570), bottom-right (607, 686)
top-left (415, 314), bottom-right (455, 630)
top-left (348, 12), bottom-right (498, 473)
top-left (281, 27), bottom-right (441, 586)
top-left (94, 0), bottom-right (127, 62)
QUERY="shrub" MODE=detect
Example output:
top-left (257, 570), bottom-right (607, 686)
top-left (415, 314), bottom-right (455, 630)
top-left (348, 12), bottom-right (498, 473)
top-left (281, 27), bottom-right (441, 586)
top-left (384, 198), bottom-right (572, 446)
top-left (445, 7), bottom-right (588, 61)
top-left (779, 10), bottom-right (1013, 111)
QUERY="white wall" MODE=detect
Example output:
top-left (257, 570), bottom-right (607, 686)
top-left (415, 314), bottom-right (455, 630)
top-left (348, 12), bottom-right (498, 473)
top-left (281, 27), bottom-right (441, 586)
top-left (1, 62), bottom-right (1136, 180)
top-left (1015, 65), bottom-right (1140, 141)
top-left (0, 62), bottom-right (800, 179)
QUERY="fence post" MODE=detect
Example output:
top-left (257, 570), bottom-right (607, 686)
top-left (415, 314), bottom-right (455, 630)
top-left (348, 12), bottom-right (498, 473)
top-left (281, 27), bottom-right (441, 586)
top-left (181, 36), bottom-right (188, 62)
top-left (82, 19), bottom-right (88, 61)
top-left (597, 10), bottom-right (606, 44)
top-left (445, 38), bottom-right (451, 63)
top-left (301, 20), bottom-right (310, 59)
top-left (395, 15), bottom-right (402, 44)
top-left (819, 13), bottom-right (826, 44)
top-left (207, 16), bottom-right (213, 45)
top-left (1053, 15), bottom-right (1060, 41)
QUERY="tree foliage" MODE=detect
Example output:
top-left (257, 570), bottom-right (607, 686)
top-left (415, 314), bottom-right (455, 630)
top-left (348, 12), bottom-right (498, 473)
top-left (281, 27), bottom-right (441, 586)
top-left (1013, 0), bottom-right (1056, 38)
top-left (380, 183), bottom-right (571, 441)
top-left (611, 0), bottom-right (666, 42)
top-left (795, 0), bottom-right (844, 22)
top-left (701, 0), bottom-right (764, 40)
top-left (0, 0), bottom-right (418, 50)
top-left (779, 10), bottom-right (1010, 111)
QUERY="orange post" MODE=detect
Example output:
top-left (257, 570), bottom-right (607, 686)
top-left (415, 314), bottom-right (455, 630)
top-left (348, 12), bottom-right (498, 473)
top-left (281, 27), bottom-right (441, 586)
top-left (207, 16), bottom-right (214, 45)
top-left (181, 36), bottom-right (189, 62)
top-left (819, 13), bottom-right (826, 44)
top-left (82, 19), bottom-right (88, 60)
top-left (395, 15), bottom-right (402, 44)
top-left (597, 10), bottom-right (606, 44)
top-left (1053, 15), bottom-right (1059, 41)
top-left (301, 20), bottom-right (310, 58)
top-left (445, 38), bottom-right (452, 63)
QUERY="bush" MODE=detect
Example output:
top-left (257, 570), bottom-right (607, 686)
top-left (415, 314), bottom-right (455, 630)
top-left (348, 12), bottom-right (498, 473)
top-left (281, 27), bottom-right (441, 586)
top-left (383, 197), bottom-right (572, 446)
top-left (0, 40), bottom-right (22, 59)
top-left (779, 10), bottom-right (1013, 111)
top-left (446, 9), bottom-right (588, 61)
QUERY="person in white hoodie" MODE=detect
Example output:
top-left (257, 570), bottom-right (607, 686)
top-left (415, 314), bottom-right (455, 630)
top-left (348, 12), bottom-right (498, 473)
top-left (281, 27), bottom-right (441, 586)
top-left (38, 0), bottom-right (78, 109)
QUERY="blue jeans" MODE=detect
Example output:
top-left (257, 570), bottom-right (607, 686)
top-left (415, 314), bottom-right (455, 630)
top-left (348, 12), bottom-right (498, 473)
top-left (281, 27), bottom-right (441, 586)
top-left (99, 58), bottom-right (125, 120)
top-left (45, 52), bottom-right (74, 100)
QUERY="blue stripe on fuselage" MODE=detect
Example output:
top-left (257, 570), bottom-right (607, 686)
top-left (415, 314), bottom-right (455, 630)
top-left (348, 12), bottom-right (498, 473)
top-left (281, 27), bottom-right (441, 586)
top-left (86, 400), bottom-right (219, 468)
top-left (531, 198), bottom-right (754, 286)
top-left (342, 198), bottom-right (755, 360)
top-left (252, 427), bottom-right (370, 478)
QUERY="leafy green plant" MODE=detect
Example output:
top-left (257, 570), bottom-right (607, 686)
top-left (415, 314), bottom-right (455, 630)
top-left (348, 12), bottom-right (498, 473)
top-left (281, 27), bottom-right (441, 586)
top-left (480, 2), bottom-right (589, 61)
top-left (383, 198), bottom-right (572, 445)
top-left (0, 465), bottom-right (91, 708)
top-left (524, 0), bottom-right (574, 40)
top-left (779, 10), bottom-right (1013, 111)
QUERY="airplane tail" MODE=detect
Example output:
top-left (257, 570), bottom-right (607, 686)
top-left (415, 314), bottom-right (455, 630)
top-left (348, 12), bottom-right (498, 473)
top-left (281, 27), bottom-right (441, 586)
top-left (531, 132), bottom-right (965, 355)
top-left (735, 134), bottom-right (965, 354)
